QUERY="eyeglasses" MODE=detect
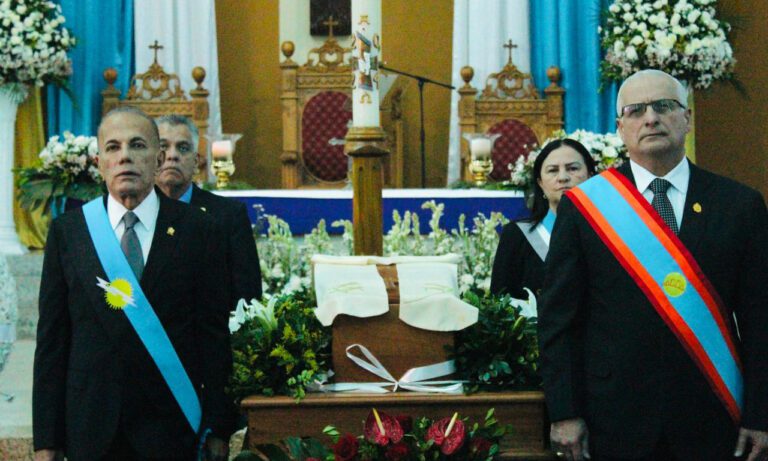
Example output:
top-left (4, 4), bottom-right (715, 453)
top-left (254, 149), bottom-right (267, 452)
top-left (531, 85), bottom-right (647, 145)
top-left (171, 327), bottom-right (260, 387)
top-left (620, 99), bottom-right (686, 118)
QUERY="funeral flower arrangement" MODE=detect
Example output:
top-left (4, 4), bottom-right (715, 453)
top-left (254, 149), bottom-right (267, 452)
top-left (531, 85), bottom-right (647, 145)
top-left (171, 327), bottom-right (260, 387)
top-left (228, 202), bottom-right (539, 401)
top-left (0, 0), bottom-right (75, 97)
top-left (237, 408), bottom-right (511, 461)
top-left (507, 129), bottom-right (628, 189)
top-left (16, 132), bottom-right (103, 214)
top-left (600, 0), bottom-right (735, 89)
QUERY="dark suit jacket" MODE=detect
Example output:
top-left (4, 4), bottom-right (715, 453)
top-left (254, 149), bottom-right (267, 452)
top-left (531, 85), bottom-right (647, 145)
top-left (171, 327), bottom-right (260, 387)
top-left (490, 221), bottom-right (546, 299)
top-left (33, 191), bottom-right (235, 460)
top-left (538, 162), bottom-right (768, 458)
top-left (189, 185), bottom-right (262, 309)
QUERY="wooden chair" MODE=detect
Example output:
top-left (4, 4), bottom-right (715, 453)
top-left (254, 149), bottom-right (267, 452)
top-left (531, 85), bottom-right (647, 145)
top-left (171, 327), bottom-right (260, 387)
top-left (458, 44), bottom-right (564, 182)
top-left (101, 42), bottom-right (210, 179)
top-left (279, 33), bottom-right (404, 189)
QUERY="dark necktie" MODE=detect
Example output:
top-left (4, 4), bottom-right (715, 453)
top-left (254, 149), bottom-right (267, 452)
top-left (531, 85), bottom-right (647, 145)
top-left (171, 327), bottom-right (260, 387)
top-left (649, 178), bottom-right (679, 234)
top-left (121, 211), bottom-right (144, 280)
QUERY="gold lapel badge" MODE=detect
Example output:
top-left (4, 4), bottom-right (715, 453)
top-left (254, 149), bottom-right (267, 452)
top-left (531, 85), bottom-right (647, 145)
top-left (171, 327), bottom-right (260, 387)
top-left (167, 226), bottom-right (175, 236)
top-left (692, 203), bottom-right (702, 213)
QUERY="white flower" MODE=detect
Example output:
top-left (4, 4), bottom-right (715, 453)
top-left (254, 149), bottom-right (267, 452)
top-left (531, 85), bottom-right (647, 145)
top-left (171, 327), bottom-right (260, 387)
top-left (609, 3), bottom-right (620, 13)
top-left (603, 146), bottom-right (619, 158)
top-left (625, 45), bottom-right (638, 60)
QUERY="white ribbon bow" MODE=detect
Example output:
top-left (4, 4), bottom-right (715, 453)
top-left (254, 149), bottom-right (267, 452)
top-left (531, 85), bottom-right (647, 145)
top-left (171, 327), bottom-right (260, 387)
top-left (314, 344), bottom-right (465, 394)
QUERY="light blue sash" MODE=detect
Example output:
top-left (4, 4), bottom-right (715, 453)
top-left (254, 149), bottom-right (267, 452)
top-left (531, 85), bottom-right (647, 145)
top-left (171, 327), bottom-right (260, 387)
top-left (82, 198), bottom-right (201, 433)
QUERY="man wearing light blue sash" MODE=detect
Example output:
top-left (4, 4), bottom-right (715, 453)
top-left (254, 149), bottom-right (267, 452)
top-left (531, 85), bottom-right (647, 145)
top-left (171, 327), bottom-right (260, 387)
top-left (33, 107), bottom-right (233, 461)
top-left (539, 70), bottom-right (768, 461)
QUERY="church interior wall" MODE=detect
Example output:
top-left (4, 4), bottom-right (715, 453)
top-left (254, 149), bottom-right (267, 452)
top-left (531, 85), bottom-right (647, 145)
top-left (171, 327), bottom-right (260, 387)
top-left (696, 0), bottom-right (768, 198)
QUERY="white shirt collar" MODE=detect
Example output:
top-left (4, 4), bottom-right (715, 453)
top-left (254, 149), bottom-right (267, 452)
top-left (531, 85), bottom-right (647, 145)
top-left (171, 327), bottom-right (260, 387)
top-left (107, 188), bottom-right (160, 231)
top-left (630, 156), bottom-right (690, 195)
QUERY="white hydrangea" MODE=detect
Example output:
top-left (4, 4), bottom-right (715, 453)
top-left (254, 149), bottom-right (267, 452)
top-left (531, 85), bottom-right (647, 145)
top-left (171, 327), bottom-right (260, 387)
top-left (601, 0), bottom-right (735, 89)
top-left (0, 0), bottom-right (75, 88)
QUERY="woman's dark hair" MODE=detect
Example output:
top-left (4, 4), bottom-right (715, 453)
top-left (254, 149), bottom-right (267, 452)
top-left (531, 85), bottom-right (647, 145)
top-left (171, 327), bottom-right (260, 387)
top-left (525, 138), bottom-right (597, 228)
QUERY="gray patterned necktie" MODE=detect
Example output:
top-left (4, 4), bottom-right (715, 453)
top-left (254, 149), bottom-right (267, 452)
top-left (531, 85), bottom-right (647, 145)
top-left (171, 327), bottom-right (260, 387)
top-left (121, 211), bottom-right (144, 280)
top-left (649, 178), bottom-right (679, 234)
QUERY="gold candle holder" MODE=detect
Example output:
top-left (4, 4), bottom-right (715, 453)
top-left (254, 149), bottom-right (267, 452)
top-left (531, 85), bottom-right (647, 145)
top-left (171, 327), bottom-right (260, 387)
top-left (463, 133), bottom-right (500, 187)
top-left (207, 133), bottom-right (242, 189)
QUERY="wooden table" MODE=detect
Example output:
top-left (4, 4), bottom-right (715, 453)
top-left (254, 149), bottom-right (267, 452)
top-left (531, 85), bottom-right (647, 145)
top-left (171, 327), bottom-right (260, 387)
top-left (241, 391), bottom-right (556, 460)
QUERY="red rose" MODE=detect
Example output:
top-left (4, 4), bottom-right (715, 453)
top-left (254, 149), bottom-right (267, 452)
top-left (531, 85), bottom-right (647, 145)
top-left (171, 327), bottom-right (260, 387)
top-left (394, 415), bottom-right (413, 433)
top-left (469, 437), bottom-right (493, 456)
top-left (333, 434), bottom-right (359, 461)
top-left (426, 416), bottom-right (466, 455)
top-left (385, 441), bottom-right (410, 461)
top-left (364, 410), bottom-right (404, 445)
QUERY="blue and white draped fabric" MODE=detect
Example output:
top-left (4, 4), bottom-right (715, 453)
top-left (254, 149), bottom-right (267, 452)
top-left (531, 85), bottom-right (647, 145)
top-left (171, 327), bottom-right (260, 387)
top-left (82, 198), bottom-right (202, 433)
top-left (529, 0), bottom-right (618, 133)
top-left (47, 0), bottom-right (134, 136)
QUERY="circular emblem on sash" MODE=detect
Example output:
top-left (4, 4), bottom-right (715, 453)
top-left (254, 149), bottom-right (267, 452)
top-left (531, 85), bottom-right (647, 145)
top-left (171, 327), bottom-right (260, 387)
top-left (662, 272), bottom-right (687, 298)
top-left (104, 278), bottom-right (134, 309)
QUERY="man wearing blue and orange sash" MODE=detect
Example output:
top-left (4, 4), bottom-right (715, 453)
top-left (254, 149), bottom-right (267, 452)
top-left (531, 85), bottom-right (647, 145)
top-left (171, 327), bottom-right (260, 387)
top-left (539, 69), bottom-right (768, 461)
top-left (33, 107), bottom-right (233, 460)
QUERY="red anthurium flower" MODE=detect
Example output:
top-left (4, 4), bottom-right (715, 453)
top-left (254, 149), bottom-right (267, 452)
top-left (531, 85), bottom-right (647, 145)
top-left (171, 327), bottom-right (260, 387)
top-left (385, 441), bottom-right (410, 461)
top-left (426, 415), bottom-right (466, 455)
top-left (469, 436), bottom-right (493, 456)
top-left (364, 409), bottom-right (404, 445)
top-left (332, 434), bottom-right (359, 461)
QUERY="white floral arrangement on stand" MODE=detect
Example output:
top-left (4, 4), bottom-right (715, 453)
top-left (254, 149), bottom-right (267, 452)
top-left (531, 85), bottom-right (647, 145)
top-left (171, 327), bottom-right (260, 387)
top-left (0, 0), bottom-right (76, 101)
top-left (600, 0), bottom-right (735, 89)
top-left (16, 132), bottom-right (102, 214)
top-left (507, 129), bottom-right (628, 190)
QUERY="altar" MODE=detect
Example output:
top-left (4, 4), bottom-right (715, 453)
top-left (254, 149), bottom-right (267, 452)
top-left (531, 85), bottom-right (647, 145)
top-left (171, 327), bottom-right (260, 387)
top-left (216, 188), bottom-right (527, 235)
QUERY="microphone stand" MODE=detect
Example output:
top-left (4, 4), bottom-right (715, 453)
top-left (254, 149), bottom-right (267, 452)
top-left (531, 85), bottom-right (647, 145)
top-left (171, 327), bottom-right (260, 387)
top-left (379, 63), bottom-right (455, 188)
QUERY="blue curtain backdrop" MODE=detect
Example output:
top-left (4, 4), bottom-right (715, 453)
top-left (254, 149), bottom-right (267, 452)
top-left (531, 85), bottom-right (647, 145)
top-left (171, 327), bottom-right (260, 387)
top-left (530, 0), bottom-right (618, 133)
top-left (47, 0), bottom-right (134, 137)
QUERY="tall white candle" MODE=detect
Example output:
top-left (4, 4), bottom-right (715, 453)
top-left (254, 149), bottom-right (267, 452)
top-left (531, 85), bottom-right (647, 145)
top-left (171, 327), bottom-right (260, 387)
top-left (470, 137), bottom-right (492, 161)
top-left (352, 0), bottom-right (381, 127)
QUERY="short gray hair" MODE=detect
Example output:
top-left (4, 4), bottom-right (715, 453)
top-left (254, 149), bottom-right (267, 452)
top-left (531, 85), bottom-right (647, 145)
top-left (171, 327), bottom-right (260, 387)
top-left (98, 106), bottom-right (160, 145)
top-left (155, 114), bottom-right (200, 152)
top-left (616, 69), bottom-right (688, 116)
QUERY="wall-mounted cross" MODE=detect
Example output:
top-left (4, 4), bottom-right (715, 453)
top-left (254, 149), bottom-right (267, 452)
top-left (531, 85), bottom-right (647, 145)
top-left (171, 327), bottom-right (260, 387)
top-left (503, 39), bottom-right (518, 64)
top-left (323, 15), bottom-right (339, 38)
top-left (149, 40), bottom-right (164, 64)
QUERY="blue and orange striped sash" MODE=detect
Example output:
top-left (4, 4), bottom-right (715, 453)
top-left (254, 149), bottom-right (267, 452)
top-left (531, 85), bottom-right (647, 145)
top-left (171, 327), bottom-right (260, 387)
top-left (566, 168), bottom-right (743, 423)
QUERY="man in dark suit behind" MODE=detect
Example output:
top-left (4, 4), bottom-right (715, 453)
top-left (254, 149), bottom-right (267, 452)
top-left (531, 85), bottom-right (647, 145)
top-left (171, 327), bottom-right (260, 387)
top-left (539, 70), bottom-right (768, 461)
top-left (33, 107), bottom-right (233, 461)
top-left (155, 115), bottom-right (262, 310)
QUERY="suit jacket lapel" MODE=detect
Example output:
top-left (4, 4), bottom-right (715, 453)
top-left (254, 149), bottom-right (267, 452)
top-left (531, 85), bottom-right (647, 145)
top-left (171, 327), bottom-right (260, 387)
top-left (141, 191), bottom-right (182, 295)
top-left (677, 162), bottom-right (711, 255)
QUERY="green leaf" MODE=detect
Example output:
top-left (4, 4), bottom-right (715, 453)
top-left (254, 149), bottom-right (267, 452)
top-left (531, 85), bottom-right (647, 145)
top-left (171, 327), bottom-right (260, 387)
top-left (253, 444), bottom-right (292, 461)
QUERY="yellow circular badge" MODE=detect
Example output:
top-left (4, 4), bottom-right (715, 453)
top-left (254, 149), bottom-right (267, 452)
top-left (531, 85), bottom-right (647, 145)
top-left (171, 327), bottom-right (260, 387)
top-left (662, 272), bottom-right (687, 298)
top-left (104, 278), bottom-right (133, 309)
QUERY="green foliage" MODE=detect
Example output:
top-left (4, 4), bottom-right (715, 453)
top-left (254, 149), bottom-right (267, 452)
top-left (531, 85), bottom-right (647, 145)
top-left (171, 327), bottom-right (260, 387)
top-left (227, 291), bottom-right (331, 402)
top-left (452, 292), bottom-right (540, 392)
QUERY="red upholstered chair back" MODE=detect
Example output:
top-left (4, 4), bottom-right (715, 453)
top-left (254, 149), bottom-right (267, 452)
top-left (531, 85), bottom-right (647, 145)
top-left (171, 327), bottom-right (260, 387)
top-left (301, 91), bottom-right (352, 182)
top-left (487, 119), bottom-right (539, 181)
top-left (280, 38), bottom-right (405, 189)
top-left (457, 44), bottom-right (564, 183)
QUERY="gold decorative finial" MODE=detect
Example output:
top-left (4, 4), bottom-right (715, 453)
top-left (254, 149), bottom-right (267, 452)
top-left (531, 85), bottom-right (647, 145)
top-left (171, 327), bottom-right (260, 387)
top-left (149, 40), bottom-right (164, 64)
top-left (503, 39), bottom-right (518, 64)
top-left (323, 15), bottom-right (339, 38)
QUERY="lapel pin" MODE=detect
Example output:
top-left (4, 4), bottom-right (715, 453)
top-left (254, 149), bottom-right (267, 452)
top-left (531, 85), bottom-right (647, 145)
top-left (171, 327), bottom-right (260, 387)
top-left (692, 203), bottom-right (702, 213)
top-left (167, 226), bottom-right (175, 236)
top-left (200, 206), bottom-right (207, 212)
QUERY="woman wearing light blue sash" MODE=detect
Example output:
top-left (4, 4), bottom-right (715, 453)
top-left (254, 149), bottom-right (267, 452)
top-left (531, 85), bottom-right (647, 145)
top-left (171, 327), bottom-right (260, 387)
top-left (491, 139), bottom-right (596, 300)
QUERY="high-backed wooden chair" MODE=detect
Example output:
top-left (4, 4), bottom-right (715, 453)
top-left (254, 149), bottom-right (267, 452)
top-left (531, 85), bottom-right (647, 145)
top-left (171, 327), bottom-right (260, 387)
top-left (102, 44), bottom-right (210, 179)
top-left (280, 34), bottom-right (404, 189)
top-left (458, 47), bottom-right (564, 182)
